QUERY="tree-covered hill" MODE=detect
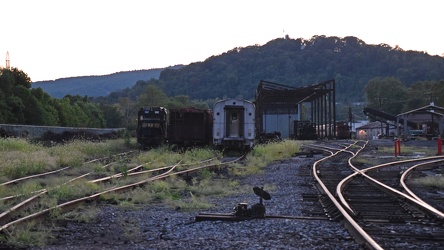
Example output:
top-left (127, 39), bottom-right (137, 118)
top-left (157, 35), bottom-right (444, 103)
top-left (30, 35), bottom-right (444, 109)
top-left (31, 66), bottom-right (182, 98)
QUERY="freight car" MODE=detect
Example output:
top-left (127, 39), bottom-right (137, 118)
top-left (293, 121), bottom-right (317, 140)
top-left (317, 122), bottom-right (351, 140)
top-left (336, 122), bottom-right (351, 139)
top-left (168, 107), bottom-right (213, 147)
top-left (136, 107), bottom-right (168, 148)
top-left (212, 99), bottom-right (255, 150)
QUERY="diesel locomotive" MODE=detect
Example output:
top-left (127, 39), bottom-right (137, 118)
top-left (136, 107), bottom-right (168, 148)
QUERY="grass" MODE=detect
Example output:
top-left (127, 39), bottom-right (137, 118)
top-left (0, 138), bottom-right (303, 248)
top-left (411, 175), bottom-right (444, 189)
top-left (61, 205), bottom-right (100, 223)
top-left (170, 191), bottom-right (214, 210)
top-left (47, 181), bottom-right (100, 201)
top-left (137, 146), bottom-right (221, 169)
top-left (377, 145), bottom-right (436, 156)
top-left (1, 221), bottom-right (51, 248)
top-left (149, 140), bottom-right (302, 210)
top-left (0, 138), bottom-right (136, 181)
top-left (233, 140), bottom-right (301, 176)
top-left (0, 148), bottom-right (58, 180)
top-left (0, 138), bottom-right (41, 152)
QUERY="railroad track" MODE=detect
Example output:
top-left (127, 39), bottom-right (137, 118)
top-left (311, 140), bottom-right (444, 249)
top-left (0, 152), bottom-right (243, 240)
top-left (0, 151), bottom-right (136, 202)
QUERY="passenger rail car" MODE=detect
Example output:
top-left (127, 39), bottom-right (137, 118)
top-left (168, 108), bottom-right (213, 147)
top-left (136, 107), bottom-right (168, 148)
top-left (213, 99), bottom-right (255, 150)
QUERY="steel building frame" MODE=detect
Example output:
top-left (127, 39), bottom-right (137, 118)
top-left (255, 79), bottom-right (336, 139)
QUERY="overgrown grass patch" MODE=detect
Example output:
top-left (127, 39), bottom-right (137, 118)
top-left (0, 138), bottom-right (41, 152)
top-left (0, 139), bottom-right (135, 181)
top-left (47, 181), bottom-right (100, 201)
top-left (411, 175), bottom-right (444, 189)
top-left (137, 146), bottom-right (221, 169)
top-left (8, 180), bottom-right (47, 198)
top-left (351, 157), bottom-right (374, 167)
top-left (0, 150), bottom-right (57, 179)
top-left (61, 205), bottom-right (100, 223)
top-left (377, 145), bottom-right (435, 156)
top-left (49, 139), bottom-right (133, 167)
top-left (169, 192), bottom-right (214, 210)
top-left (234, 140), bottom-right (301, 176)
top-left (0, 139), bottom-right (304, 248)
top-left (1, 221), bottom-right (51, 248)
top-left (249, 140), bottom-right (300, 165)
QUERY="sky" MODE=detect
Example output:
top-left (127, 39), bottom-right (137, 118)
top-left (1, 0), bottom-right (443, 82)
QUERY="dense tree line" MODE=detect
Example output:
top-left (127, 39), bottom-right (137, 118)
top-left (3, 35), bottom-right (444, 129)
top-left (153, 35), bottom-right (444, 104)
top-left (0, 68), bottom-right (106, 127)
top-left (96, 82), bottom-right (212, 129)
top-left (364, 77), bottom-right (444, 116)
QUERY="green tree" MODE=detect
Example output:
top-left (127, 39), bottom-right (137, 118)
top-left (364, 77), bottom-right (407, 115)
top-left (405, 80), bottom-right (444, 110)
top-left (100, 103), bottom-right (124, 128)
top-left (31, 88), bottom-right (59, 125)
top-left (137, 84), bottom-right (169, 108)
top-left (117, 97), bottom-right (135, 128)
top-left (55, 95), bottom-right (105, 128)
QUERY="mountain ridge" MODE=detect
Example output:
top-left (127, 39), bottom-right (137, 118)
top-left (31, 66), bottom-right (182, 98)
top-left (31, 35), bottom-right (444, 104)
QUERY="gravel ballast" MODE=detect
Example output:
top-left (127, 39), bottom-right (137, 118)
top-left (35, 153), bottom-right (362, 250)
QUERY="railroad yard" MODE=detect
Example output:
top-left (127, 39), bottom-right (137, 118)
top-left (0, 138), bottom-right (438, 249)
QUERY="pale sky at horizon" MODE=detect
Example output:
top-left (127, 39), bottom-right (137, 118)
top-left (1, 0), bottom-right (443, 82)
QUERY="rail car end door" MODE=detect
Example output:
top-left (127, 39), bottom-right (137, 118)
top-left (226, 108), bottom-right (244, 138)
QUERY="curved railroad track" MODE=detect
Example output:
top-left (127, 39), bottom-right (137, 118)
top-left (311, 140), bottom-right (444, 249)
top-left (0, 153), bottom-right (244, 238)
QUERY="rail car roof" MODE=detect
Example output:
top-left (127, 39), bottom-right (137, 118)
top-left (169, 107), bottom-right (211, 113)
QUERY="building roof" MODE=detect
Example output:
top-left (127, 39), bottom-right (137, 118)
top-left (356, 121), bottom-right (384, 130)
top-left (397, 103), bottom-right (444, 117)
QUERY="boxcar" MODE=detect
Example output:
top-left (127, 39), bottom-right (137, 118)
top-left (317, 122), bottom-right (351, 140)
top-left (168, 107), bottom-right (213, 147)
top-left (136, 107), bottom-right (168, 148)
top-left (212, 99), bottom-right (255, 150)
top-left (293, 120), bottom-right (317, 140)
top-left (336, 121), bottom-right (351, 139)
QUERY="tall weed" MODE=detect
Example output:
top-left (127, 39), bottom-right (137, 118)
top-left (242, 140), bottom-right (301, 174)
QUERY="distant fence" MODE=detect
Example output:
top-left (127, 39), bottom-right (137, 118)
top-left (0, 124), bottom-right (125, 139)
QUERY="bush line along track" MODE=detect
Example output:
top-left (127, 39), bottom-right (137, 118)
top-left (0, 151), bottom-right (136, 187)
top-left (311, 140), bottom-right (444, 249)
top-left (0, 151), bottom-right (136, 202)
top-left (0, 154), bottom-right (243, 235)
top-left (0, 151), bottom-right (137, 226)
